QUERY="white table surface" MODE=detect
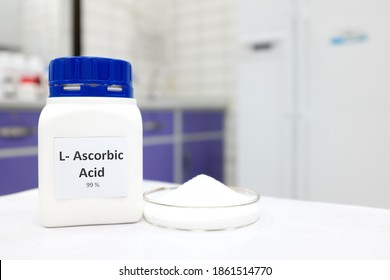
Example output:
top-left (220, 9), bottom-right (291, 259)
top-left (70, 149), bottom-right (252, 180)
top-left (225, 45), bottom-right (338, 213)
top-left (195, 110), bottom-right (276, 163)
top-left (1, 180), bottom-right (390, 260)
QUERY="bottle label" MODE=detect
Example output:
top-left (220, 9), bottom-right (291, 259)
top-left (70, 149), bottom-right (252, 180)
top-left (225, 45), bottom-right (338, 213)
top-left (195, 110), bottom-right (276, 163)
top-left (54, 137), bottom-right (128, 200)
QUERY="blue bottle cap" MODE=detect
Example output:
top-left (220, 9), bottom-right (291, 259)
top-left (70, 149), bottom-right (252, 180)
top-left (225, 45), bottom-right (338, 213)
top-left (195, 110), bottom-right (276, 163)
top-left (48, 56), bottom-right (133, 98)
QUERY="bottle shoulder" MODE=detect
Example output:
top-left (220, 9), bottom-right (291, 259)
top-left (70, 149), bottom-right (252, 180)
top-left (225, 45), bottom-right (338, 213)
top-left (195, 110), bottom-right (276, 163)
top-left (45, 97), bottom-right (137, 105)
top-left (39, 98), bottom-right (141, 125)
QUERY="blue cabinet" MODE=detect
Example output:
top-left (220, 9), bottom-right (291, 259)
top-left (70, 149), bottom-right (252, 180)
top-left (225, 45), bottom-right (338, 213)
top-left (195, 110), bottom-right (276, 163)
top-left (182, 111), bottom-right (224, 182)
top-left (0, 110), bottom-right (40, 195)
top-left (0, 156), bottom-right (38, 195)
top-left (144, 144), bottom-right (174, 182)
top-left (0, 111), bottom-right (39, 148)
top-left (142, 109), bottom-right (224, 183)
top-left (142, 110), bottom-right (175, 182)
top-left (142, 111), bottom-right (174, 137)
top-left (183, 139), bottom-right (223, 182)
top-left (0, 107), bottom-right (224, 194)
top-left (183, 111), bottom-right (223, 133)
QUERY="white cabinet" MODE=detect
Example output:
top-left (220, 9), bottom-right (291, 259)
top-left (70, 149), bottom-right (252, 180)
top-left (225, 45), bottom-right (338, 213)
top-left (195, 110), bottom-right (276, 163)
top-left (237, 0), bottom-right (295, 198)
top-left (296, 0), bottom-right (390, 209)
top-left (237, 38), bottom-right (294, 198)
top-left (237, 0), bottom-right (390, 209)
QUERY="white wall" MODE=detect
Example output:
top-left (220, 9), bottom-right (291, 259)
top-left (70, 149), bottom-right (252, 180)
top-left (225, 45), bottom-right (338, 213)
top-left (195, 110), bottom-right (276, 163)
top-left (0, 0), bottom-right (21, 50)
top-left (170, 0), bottom-right (237, 98)
top-left (20, 0), bottom-right (72, 64)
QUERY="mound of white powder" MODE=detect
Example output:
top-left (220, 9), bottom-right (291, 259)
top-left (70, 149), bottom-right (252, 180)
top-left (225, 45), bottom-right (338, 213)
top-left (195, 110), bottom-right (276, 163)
top-left (158, 174), bottom-right (250, 207)
top-left (143, 174), bottom-right (260, 230)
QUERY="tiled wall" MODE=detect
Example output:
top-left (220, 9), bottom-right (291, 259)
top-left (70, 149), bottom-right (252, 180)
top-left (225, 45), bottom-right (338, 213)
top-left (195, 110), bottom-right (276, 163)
top-left (0, 0), bottom-right (21, 50)
top-left (82, 0), bottom-right (237, 98)
top-left (20, 0), bottom-right (72, 64)
top-left (82, 0), bottom-right (174, 99)
top-left (171, 0), bottom-right (237, 98)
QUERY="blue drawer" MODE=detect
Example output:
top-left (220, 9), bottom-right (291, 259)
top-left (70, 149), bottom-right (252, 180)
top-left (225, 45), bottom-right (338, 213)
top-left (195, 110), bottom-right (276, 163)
top-left (183, 139), bottom-right (223, 183)
top-left (144, 144), bottom-right (174, 182)
top-left (183, 111), bottom-right (223, 133)
top-left (141, 111), bottom-right (174, 137)
top-left (0, 155), bottom-right (38, 195)
top-left (0, 111), bottom-right (40, 148)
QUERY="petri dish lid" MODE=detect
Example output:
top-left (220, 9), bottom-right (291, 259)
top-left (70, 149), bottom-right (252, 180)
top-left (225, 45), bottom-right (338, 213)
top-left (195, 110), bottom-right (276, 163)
top-left (143, 186), bottom-right (260, 231)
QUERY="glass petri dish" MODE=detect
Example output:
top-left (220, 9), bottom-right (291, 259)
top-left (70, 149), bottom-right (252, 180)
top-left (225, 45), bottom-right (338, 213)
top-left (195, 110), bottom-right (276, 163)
top-left (143, 187), bottom-right (260, 231)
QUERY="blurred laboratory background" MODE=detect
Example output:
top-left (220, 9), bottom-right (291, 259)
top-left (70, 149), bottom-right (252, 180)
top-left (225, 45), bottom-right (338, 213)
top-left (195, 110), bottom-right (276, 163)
top-left (1, 0), bottom-right (390, 209)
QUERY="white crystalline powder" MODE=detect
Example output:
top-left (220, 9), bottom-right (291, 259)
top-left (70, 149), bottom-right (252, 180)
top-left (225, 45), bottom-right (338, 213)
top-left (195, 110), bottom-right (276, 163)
top-left (143, 174), bottom-right (260, 230)
top-left (159, 174), bottom-right (250, 207)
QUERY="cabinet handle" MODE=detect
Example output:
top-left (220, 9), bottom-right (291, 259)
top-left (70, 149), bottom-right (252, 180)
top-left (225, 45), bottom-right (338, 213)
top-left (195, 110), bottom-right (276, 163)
top-left (143, 121), bottom-right (163, 132)
top-left (183, 147), bottom-right (192, 181)
top-left (252, 42), bottom-right (273, 51)
top-left (0, 126), bottom-right (35, 138)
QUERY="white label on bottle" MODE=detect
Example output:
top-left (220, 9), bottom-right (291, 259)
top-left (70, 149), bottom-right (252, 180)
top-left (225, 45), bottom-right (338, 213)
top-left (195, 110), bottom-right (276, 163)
top-left (54, 137), bottom-right (128, 200)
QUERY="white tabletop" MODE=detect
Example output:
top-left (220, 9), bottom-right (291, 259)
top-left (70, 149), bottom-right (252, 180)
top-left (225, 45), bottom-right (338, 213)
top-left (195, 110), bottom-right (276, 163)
top-left (1, 180), bottom-right (390, 260)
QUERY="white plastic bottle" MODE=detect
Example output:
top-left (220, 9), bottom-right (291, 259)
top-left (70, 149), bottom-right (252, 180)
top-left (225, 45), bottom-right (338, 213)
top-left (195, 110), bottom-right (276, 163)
top-left (39, 57), bottom-right (143, 227)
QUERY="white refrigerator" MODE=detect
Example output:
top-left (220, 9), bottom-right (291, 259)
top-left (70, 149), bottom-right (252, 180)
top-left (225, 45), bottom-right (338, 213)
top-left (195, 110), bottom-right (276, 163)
top-left (237, 0), bottom-right (390, 209)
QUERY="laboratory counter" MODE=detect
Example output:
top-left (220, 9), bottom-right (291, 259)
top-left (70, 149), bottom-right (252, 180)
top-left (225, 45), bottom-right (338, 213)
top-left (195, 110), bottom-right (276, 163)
top-left (1, 180), bottom-right (389, 259)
